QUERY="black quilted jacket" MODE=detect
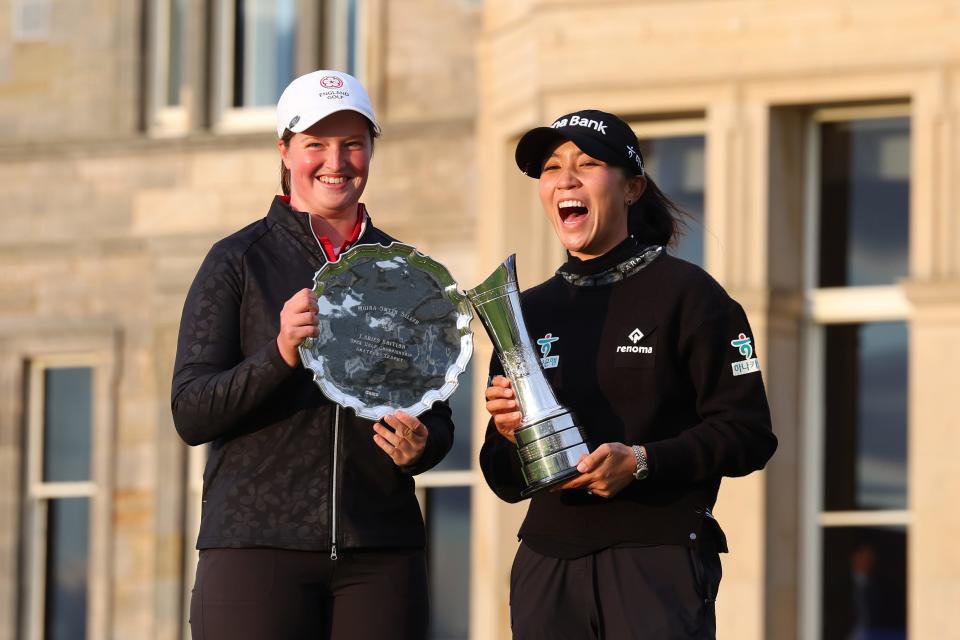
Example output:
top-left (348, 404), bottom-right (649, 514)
top-left (172, 196), bottom-right (454, 555)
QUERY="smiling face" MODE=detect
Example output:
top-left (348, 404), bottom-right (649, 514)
top-left (538, 140), bottom-right (646, 260)
top-left (278, 110), bottom-right (372, 219)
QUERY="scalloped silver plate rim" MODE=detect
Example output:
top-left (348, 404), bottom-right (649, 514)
top-left (298, 242), bottom-right (474, 419)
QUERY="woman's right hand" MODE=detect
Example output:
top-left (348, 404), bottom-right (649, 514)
top-left (277, 288), bottom-right (319, 368)
top-left (485, 375), bottom-right (522, 444)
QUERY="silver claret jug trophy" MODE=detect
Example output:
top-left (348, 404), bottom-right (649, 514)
top-left (467, 255), bottom-right (590, 497)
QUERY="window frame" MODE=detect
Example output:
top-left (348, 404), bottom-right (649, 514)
top-left (147, 0), bottom-right (190, 136)
top-left (210, 0), bottom-right (369, 134)
top-left (629, 117), bottom-right (712, 270)
top-left (325, 0), bottom-right (369, 79)
top-left (798, 103), bottom-right (913, 640)
top-left (20, 352), bottom-right (114, 640)
top-left (181, 443), bottom-right (207, 640)
top-left (12, 0), bottom-right (51, 42)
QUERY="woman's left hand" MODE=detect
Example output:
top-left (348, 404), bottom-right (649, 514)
top-left (553, 443), bottom-right (636, 498)
top-left (373, 411), bottom-right (429, 467)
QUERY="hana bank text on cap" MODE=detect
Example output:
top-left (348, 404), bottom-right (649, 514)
top-left (514, 109), bottom-right (644, 179)
top-left (276, 70), bottom-right (380, 139)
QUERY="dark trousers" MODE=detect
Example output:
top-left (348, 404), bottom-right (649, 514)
top-left (509, 543), bottom-right (721, 640)
top-left (190, 547), bottom-right (429, 640)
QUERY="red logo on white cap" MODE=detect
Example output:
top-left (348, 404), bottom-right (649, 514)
top-left (320, 75), bottom-right (344, 89)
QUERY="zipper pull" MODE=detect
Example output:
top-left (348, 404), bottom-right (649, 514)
top-left (330, 543), bottom-right (338, 561)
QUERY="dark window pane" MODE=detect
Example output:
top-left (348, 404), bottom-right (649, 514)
top-left (426, 487), bottom-right (470, 640)
top-left (45, 498), bottom-right (90, 640)
top-left (432, 367), bottom-right (473, 471)
top-left (43, 367), bottom-right (92, 483)
top-left (818, 117), bottom-right (910, 287)
top-left (345, 0), bottom-right (359, 77)
top-left (166, 0), bottom-right (185, 106)
top-left (234, 0), bottom-right (297, 107)
top-left (821, 526), bottom-right (906, 640)
top-left (823, 323), bottom-right (908, 511)
top-left (638, 135), bottom-right (706, 267)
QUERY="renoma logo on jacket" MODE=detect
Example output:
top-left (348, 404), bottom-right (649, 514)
top-left (730, 333), bottom-right (761, 376)
top-left (537, 333), bottom-right (560, 369)
top-left (616, 328), bottom-right (653, 354)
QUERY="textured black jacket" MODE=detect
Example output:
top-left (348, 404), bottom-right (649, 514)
top-left (172, 196), bottom-right (454, 555)
top-left (479, 238), bottom-right (777, 557)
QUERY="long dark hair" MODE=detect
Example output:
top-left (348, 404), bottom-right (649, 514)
top-left (627, 175), bottom-right (687, 247)
top-left (279, 120), bottom-right (380, 196)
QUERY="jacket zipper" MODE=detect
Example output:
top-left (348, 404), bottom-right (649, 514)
top-left (330, 405), bottom-right (341, 560)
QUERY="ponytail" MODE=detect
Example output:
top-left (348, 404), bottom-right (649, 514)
top-left (627, 176), bottom-right (687, 247)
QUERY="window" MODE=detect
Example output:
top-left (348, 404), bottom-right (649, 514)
top-left (633, 119), bottom-right (708, 269)
top-left (148, 0), bottom-right (188, 133)
top-left (231, 0), bottom-right (297, 108)
top-left (800, 105), bottom-right (911, 640)
top-left (149, 1), bottom-right (369, 134)
top-left (21, 357), bottom-right (111, 640)
top-left (417, 367), bottom-right (475, 640)
top-left (327, 0), bottom-right (367, 79)
top-left (211, 0), bottom-right (367, 132)
top-left (13, 0), bottom-right (50, 41)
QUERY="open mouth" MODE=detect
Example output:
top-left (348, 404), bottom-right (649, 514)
top-left (317, 175), bottom-right (349, 185)
top-left (558, 199), bottom-right (588, 224)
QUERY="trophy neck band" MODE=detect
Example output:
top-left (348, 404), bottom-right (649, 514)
top-left (467, 281), bottom-right (518, 307)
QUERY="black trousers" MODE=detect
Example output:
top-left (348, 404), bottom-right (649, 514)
top-left (189, 547), bottom-right (429, 640)
top-left (509, 543), bottom-right (721, 640)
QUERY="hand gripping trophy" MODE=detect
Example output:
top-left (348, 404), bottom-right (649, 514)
top-left (467, 255), bottom-right (589, 497)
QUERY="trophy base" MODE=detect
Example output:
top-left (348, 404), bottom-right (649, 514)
top-left (516, 413), bottom-right (589, 499)
top-left (519, 465), bottom-right (581, 498)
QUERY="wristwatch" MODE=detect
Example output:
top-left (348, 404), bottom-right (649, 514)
top-left (631, 445), bottom-right (649, 481)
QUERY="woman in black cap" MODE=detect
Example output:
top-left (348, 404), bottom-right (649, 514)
top-left (173, 70), bottom-right (453, 639)
top-left (480, 110), bottom-right (778, 639)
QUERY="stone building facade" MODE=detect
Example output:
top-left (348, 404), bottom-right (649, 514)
top-left (1, 1), bottom-right (959, 639)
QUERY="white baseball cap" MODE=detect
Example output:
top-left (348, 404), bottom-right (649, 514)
top-left (275, 70), bottom-right (380, 138)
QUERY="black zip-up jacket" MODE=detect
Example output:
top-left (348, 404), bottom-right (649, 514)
top-left (479, 238), bottom-right (777, 558)
top-left (172, 196), bottom-right (454, 554)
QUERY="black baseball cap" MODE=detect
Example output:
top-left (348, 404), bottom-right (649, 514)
top-left (515, 109), bottom-right (645, 178)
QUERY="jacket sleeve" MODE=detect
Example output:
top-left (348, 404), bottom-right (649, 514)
top-left (643, 301), bottom-right (778, 485)
top-left (478, 355), bottom-right (528, 502)
top-left (171, 241), bottom-right (295, 446)
top-left (400, 400), bottom-right (455, 475)
top-left (479, 419), bottom-right (527, 503)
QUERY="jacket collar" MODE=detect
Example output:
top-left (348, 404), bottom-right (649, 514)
top-left (266, 196), bottom-right (374, 266)
top-left (556, 236), bottom-right (663, 287)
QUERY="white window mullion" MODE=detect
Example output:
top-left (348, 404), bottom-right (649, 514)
top-left (818, 510), bottom-right (912, 528)
top-left (414, 470), bottom-right (476, 488)
top-left (24, 499), bottom-right (48, 640)
top-left (805, 287), bottom-right (910, 324)
top-left (799, 322), bottom-right (824, 640)
top-left (30, 482), bottom-right (96, 499)
top-left (802, 113), bottom-right (821, 292)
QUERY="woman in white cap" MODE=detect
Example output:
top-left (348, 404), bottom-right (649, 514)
top-left (481, 110), bottom-right (778, 639)
top-left (172, 70), bottom-right (452, 639)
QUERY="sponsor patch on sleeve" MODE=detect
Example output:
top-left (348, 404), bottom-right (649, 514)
top-left (537, 333), bottom-right (560, 369)
top-left (730, 332), bottom-right (761, 376)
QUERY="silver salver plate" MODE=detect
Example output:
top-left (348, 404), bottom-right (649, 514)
top-left (299, 242), bottom-right (474, 420)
